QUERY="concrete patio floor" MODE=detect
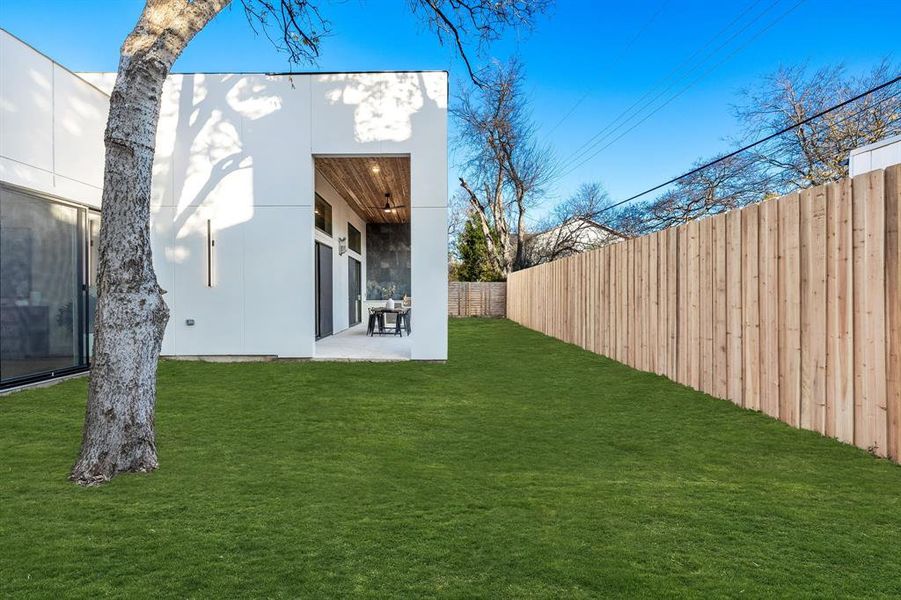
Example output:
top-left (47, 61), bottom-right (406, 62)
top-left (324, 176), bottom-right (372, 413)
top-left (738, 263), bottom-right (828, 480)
top-left (314, 323), bottom-right (411, 361)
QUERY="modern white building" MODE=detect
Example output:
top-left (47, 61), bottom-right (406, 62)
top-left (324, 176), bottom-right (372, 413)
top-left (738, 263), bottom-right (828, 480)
top-left (0, 29), bottom-right (448, 389)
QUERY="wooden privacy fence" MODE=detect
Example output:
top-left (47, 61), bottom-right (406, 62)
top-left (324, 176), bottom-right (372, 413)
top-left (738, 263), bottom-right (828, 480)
top-left (507, 167), bottom-right (901, 461)
top-left (449, 281), bottom-right (506, 317)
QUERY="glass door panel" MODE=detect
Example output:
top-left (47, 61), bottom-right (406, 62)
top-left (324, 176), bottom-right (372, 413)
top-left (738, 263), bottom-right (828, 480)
top-left (86, 212), bottom-right (100, 360)
top-left (0, 187), bottom-right (85, 384)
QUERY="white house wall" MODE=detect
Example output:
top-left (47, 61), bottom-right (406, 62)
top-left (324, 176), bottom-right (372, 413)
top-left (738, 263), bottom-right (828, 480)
top-left (849, 134), bottom-right (901, 176)
top-left (314, 171), bottom-right (367, 337)
top-left (148, 71), bottom-right (447, 360)
top-left (0, 30), bottom-right (107, 207)
top-left (2, 32), bottom-right (448, 363)
top-left (308, 72), bottom-right (449, 359)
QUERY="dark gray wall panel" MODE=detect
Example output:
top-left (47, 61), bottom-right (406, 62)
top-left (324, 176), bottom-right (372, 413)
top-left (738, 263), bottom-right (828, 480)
top-left (366, 223), bottom-right (410, 300)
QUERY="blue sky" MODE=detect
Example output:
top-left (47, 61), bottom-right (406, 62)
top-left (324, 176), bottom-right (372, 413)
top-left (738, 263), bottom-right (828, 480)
top-left (2, 0), bottom-right (898, 223)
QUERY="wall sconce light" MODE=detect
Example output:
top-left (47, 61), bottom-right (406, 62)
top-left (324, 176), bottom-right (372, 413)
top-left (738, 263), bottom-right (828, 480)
top-left (206, 219), bottom-right (215, 287)
top-left (338, 236), bottom-right (347, 255)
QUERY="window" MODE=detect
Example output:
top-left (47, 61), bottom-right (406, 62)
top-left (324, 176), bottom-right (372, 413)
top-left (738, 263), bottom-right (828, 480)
top-left (1, 185), bottom-right (99, 388)
top-left (314, 194), bottom-right (332, 235)
top-left (348, 223), bottom-right (361, 254)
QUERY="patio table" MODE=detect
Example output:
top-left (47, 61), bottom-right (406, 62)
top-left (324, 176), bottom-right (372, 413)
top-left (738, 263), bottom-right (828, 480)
top-left (368, 307), bottom-right (411, 336)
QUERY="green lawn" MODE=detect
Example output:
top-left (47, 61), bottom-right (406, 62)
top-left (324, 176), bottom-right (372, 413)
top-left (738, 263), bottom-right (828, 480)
top-left (2, 319), bottom-right (901, 598)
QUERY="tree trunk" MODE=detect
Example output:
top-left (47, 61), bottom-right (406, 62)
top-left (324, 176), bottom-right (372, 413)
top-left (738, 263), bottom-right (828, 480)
top-left (513, 194), bottom-right (526, 273)
top-left (71, 0), bottom-right (230, 486)
top-left (459, 177), bottom-right (509, 277)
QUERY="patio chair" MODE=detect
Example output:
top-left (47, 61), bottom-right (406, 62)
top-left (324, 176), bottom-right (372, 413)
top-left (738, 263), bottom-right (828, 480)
top-left (381, 310), bottom-right (401, 336)
top-left (366, 308), bottom-right (380, 336)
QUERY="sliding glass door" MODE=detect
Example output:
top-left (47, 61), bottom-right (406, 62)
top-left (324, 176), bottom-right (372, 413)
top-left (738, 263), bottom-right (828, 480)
top-left (315, 241), bottom-right (333, 339)
top-left (348, 257), bottom-right (361, 326)
top-left (0, 185), bottom-right (98, 388)
top-left (86, 212), bottom-right (100, 359)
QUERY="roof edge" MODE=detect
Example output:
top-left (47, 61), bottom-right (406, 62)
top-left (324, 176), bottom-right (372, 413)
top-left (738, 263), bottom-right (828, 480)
top-left (849, 133), bottom-right (901, 156)
top-left (0, 27), bottom-right (111, 98)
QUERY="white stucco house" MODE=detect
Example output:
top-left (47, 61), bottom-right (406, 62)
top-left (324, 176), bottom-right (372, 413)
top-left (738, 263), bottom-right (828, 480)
top-left (0, 29), bottom-right (448, 389)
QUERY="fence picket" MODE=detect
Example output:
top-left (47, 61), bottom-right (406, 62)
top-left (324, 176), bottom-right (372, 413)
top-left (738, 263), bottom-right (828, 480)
top-left (885, 165), bottom-right (901, 461)
top-left (760, 198), bottom-right (780, 418)
top-left (800, 187), bottom-right (828, 433)
top-left (778, 193), bottom-right (801, 427)
top-left (727, 209), bottom-right (743, 406)
top-left (742, 204), bottom-right (760, 411)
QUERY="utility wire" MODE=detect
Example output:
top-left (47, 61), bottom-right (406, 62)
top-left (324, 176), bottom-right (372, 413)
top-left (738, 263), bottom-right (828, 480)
top-left (558, 0), bottom-right (775, 167)
top-left (592, 75), bottom-right (901, 217)
top-left (544, 0), bottom-right (671, 137)
top-left (626, 104), bottom-right (901, 233)
top-left (524, 88), bottom-right (901, 233)
top-left (558, 0), bottom-right (807, 180)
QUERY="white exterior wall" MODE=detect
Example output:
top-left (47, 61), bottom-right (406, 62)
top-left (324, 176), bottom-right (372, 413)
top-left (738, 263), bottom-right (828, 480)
top-left (0, 30), bottom-right (108, 207)
top-left (310, 73), bottom-right (449, 359)
top-left (314, 171), bottom-right (367, 334)
top-left (143, 71), bottom-right (448, 360)
top-left (3, 29), bottom-right (448, 362)
top-left (849, 134), bottom-right (901, 176)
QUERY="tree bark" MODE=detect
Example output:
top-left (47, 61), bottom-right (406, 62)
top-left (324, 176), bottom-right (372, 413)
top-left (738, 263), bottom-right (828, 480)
top-left (459, 177), bottom-right (509, 276)
top-left (514, 206), bottom-right (526, 271)
top-left (71, 0), bottom-right (230, 486)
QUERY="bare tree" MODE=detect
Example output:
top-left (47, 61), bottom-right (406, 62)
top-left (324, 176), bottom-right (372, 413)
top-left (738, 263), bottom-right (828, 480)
top-left (408, 0), bottom-right (550, 84)
top-left (455, 59), bottom-right (555, 277)
top-left (72, 0), bottom-right (551, 485)
top-left (70, 0), bottom-right (233, 486)
top-left (600, 61), bottom-right (900, 238)
top-left (733, 61), bottom-right (901, 190)
top-left (523, 182), bottom-right (623, 265)
top-left (612, 153), bottom-right (761, 236)
top-left (447, 189), bottom-right (470, 259)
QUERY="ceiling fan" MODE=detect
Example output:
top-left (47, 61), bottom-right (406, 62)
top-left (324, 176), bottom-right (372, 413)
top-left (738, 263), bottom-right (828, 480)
top-left (367, 192), bottom-right (406, 214)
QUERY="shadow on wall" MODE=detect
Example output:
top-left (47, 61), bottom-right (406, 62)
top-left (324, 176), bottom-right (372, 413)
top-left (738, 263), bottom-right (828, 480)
top-left (152, 73), bottom-right (264, 257)
top-left (152, 71), bottom-right (443, 263)
top-left (318, 72), bottom-right (446, 144)
top-left (2, 59), bottom-right (106, 190)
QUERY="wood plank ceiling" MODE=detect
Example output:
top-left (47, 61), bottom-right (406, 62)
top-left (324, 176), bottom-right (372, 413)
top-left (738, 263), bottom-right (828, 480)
top-left (315, 156), bottom-right (411, 224)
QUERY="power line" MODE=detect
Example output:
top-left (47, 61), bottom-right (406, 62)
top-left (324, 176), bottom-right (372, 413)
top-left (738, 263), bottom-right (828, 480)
top-left (527, 90), bottom-right (901, 234)
top-left (558, 0), bottom-right (807, 180)
top-left (544, 0), bottom-right (672, 137)
top-left (562, 0), bottom-right (802, 172)
top-left (592, 75), bottom-right (901, 217)
top-left (557, 0), bottom-right (776, 167)
top-left (627, 105), bottom-right (901, 233)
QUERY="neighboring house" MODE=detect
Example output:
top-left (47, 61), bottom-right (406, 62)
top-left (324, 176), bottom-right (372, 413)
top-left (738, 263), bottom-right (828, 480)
top-left (519, 217), bottom-right (627, 266)
top-left (0, 29), bottom-right (448, 390)
top-left (849, 134), bottom-right (901, 176)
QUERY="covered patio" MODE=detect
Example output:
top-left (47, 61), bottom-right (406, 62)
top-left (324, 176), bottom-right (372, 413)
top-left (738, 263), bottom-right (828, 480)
top-left (314, 323), bottom-right (411, 361)
top-left (312, 155), bottom-right (417, 361)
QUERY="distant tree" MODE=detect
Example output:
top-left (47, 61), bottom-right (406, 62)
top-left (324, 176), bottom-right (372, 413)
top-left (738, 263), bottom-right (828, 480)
top-left (447, 189), bottom-right (470, 260)
top-left (72, 0), bottom-right (551, 486)
top-left (454, 212), bottom-right (503, 281)
top-left (552, 182), bottom-right (612, 223)
top-left (734, 61), bottom-right (901, 190)
top-left (455, 59), bottom-right (555, 277)
top-left (606, 61), bottom-right (900, 236)
top-left (611, 153), bottom-right (760, 236)
top-left (524, 182), bottom-right (622, 265)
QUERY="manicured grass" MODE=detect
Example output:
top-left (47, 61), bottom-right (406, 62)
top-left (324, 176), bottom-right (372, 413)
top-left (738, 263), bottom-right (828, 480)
top-left (2, 319), bottom-right (901, 598)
